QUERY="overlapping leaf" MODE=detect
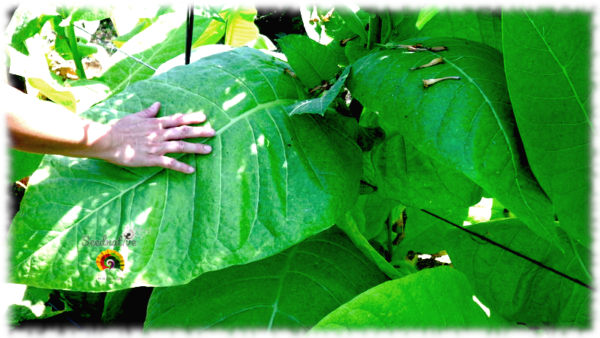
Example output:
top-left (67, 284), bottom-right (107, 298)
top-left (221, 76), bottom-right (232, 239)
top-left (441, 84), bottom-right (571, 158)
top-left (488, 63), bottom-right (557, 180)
top-left (99, 11), bottom-right (214, 96)
top-left (368, 133), bottom-right (482, 209)
top-left (347, 37), bottom-right (560, 248)
top-left (144, 227), bottom-right (387, 330)
top-left (311, 267), bottom-right (508, 329)
top-left (503, 10), bottom-right (591, 248)
top-left (418, 10), bottom-right (502, 51)
top-left (286, 66), bottom-right (351, 116)
top-left (223, 6), bottom-right (259, 47)
top-left (336, 206), bottom-right (414, 280)
top-left (445, 218), bottom-right (591, 327)
top-left (278, 34), bottom-right (339, 89)
top-left (392, 207), bottom-right (468, 261)
top-left (5, 4), bottom-right (63, 55)
top-left (9, 47), bottom-right (362, 292)
top-left (10, 149), bottom-right (44, 182)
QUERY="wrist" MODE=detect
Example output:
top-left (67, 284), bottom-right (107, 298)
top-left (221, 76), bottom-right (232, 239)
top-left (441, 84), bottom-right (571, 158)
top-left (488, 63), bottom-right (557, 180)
top-left (80, 120), bottom-right (113, 161)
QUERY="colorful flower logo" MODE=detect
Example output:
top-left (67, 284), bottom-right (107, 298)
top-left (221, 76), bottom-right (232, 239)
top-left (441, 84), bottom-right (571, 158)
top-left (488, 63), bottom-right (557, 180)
top-left (96, 249), bottom-right (125, 271)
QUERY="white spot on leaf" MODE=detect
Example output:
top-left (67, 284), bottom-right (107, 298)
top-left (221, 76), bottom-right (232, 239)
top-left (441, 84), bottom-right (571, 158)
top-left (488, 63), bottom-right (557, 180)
top-left (223, 92), bottom-right (246, 111)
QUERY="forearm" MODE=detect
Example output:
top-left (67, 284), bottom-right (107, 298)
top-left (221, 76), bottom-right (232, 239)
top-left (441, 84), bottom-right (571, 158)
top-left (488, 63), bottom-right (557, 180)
top-left (4, 84), bottom-right (109, 158)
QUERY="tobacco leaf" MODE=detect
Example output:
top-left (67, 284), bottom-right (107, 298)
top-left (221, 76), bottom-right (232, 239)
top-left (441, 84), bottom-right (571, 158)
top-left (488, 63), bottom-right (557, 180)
top-left (9, 47), bottom-right (362, 291)
top-left (502, 10), bottom-right (591, 248)
top-left (445, 218), bottom-right (591, 326)
top-left (347, 36), bottom-right (560, 249)
top-left (144, 227), bottom-right (387, 330)
top-left (310, 267), bottom-right (509, 329)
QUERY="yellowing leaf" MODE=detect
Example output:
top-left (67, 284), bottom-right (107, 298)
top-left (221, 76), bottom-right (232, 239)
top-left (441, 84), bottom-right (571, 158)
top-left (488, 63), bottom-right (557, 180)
top-left (224, 6), bottom-right (259, 47)
top-left (27, 77), bottom-right (77, 112)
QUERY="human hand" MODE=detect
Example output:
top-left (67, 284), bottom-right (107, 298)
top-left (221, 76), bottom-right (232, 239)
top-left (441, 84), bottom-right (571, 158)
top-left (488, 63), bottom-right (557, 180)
top-left (93, 102), bottom-right (215, 174)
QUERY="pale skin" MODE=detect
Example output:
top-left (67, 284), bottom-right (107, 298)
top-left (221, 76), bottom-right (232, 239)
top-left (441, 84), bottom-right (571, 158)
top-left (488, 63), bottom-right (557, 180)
top-left (4, 84), bottom-right (215, 174)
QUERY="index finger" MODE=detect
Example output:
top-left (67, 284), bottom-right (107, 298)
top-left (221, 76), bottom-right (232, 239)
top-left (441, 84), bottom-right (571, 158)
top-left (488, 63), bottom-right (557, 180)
top-left (159, 112), bottom-right (208, 128)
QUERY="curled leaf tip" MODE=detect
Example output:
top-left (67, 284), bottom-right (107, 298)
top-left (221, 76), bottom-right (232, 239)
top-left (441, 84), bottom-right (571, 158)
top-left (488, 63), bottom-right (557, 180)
top-left (340, 35), bottom-right (359, 46)
top-left (410, 57), bottom-right (444, 71)
top-left (422, 76), bottom-right (461, 88)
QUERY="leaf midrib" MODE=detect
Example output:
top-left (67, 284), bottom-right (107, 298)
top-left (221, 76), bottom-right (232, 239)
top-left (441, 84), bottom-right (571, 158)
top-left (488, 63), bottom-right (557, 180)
top-left (522, 10), bottom-right (592, 132)
top-left (437, 50), bottom-right (556, 244)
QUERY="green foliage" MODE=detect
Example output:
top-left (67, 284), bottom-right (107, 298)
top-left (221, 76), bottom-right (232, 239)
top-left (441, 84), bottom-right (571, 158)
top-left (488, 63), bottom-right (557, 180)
top-left (311, 267), bottom-right (508, 329)
top-left (6, 285), bottom-right (71, 326)
top-left (9, 48), bottom-right (362, 291)
top-left (366, 132), bottom-right (482, 209)
top-left (10, 149), bottom-right (44, 182)
top-left (144, 227), bottom-right (387, 330)
top-left (101, 289), bottom-right (131, 323)
top-left (98, 11), bottom-right (215, 96)
top-left (418, 10), bottom-right (502, 50)
top-left (445, 218), bottom-right (591, 327)
top-left (502, 10), bottom-right (591, 248)
top-left (6, 4), bottom-right (591, 331)
top-left (286, 65), bottom-right (351, 116)
top-left (347, 37), bottom-right (559, 249)
top-left (278, 34), bottom-right (339, 89)
top-left (392, 208), bottom-right (468, 260)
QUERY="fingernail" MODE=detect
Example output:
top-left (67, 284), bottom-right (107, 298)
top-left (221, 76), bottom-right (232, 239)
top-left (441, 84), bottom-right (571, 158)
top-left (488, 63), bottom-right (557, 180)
top-left (204, 145), bottom-right (212, 152)
top-left (186, 167), bottom-right (195, 173)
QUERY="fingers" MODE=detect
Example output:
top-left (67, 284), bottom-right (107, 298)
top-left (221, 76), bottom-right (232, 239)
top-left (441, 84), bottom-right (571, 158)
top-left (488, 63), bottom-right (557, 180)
top-left (162, 125), bottom-right (215, 140)
top-left (151, 156), bottom-right (196, 174)
top-left (136, 102), bottom-right (161, 118)
top-left (158, 141), bottom-right (212, 155)
top-left (159, 112), bottom-right (207, 128)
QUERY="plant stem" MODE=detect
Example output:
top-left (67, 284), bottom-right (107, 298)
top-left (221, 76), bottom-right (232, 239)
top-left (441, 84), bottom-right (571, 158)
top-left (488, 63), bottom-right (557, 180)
top-left (367, 15), bottom-right (380, 50)
top-left (380, 10), bottom-right (392, 45)
top-left (386, 211), bottom-right (393, 262)
top-left (67, 23), bottom-right (87, 80)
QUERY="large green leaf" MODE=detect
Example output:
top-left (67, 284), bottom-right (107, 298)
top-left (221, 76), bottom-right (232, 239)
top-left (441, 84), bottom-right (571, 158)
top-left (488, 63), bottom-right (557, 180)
top-left (418, 10), bottom-right (502, 51)
top-left (368, 132), bottom-right (482, 209)
top-left (9, 47), bottom-right (362, 292)
top-left (311, 266), bottom-right (507, 329)
top-left (347, 37), bottom-right (560, 249)
top-left (278, 34), bottom-right (340, 89)
top-left (98, 11), bottom-right (213, 96)
top-left (502, 10), bottom-right (591, 248)
top-left (445, 218), bottom-right (591, 327)
top-left (144, 227), bottom-right (387, 330)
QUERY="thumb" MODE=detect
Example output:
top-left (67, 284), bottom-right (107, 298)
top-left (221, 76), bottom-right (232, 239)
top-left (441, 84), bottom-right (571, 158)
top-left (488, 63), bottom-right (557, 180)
top-left (136, 102), bottom-right (161, 118)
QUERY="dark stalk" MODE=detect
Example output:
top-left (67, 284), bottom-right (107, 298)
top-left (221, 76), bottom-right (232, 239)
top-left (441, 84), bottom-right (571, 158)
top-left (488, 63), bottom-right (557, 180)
top-left (185, 4), bottom-right (195, 65)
